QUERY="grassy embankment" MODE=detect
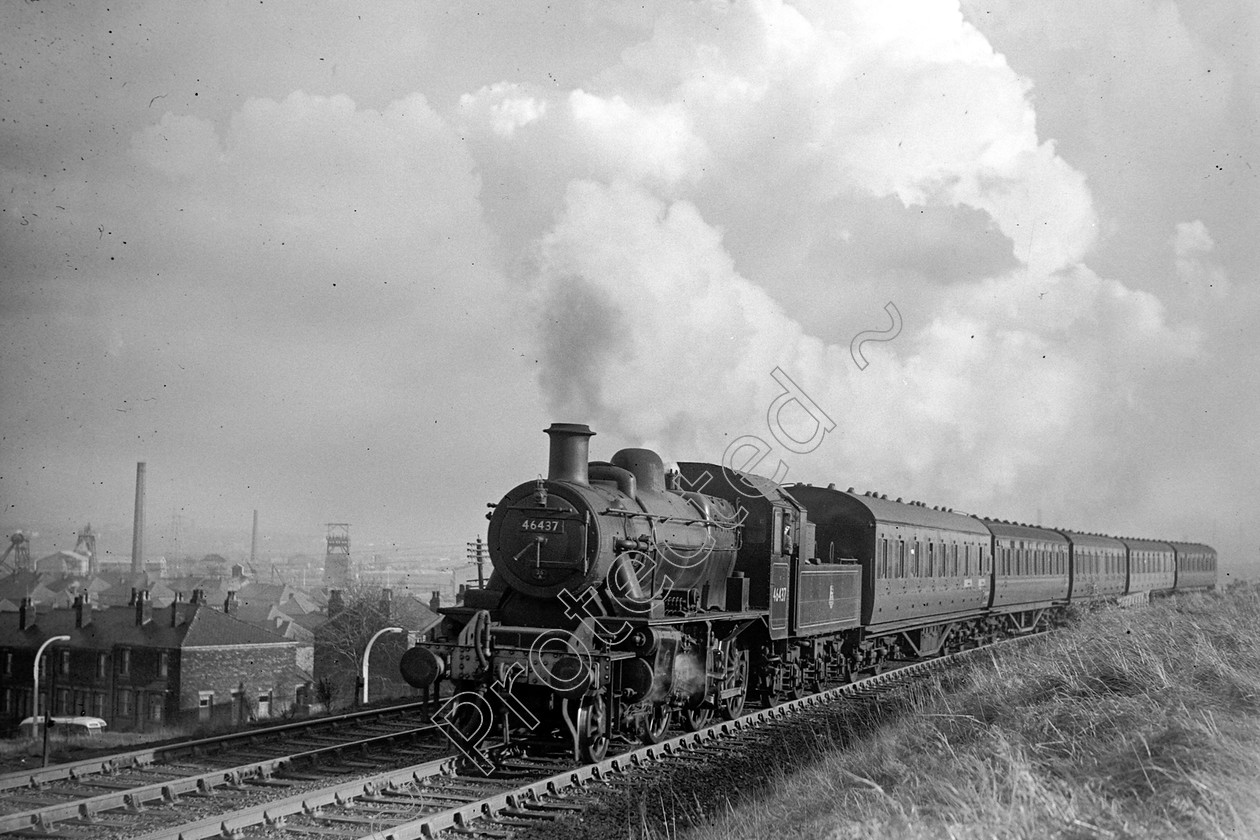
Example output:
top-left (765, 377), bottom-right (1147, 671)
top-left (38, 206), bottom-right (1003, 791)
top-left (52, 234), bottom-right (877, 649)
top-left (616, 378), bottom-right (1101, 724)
top-left (575, 586), bottom-right (1260, 840)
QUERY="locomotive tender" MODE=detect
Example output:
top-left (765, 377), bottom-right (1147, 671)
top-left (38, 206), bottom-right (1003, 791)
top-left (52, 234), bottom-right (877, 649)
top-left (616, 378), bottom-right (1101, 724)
top-left (401, 423), bottom-right (1217, 763)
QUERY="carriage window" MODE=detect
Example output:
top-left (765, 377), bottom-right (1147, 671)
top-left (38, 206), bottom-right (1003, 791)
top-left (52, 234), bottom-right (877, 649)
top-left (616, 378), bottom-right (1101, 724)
top-left (772, 508), bottom-right (784, 554)
top-left (898, 540), bottom-right (906, 577)
top-left (927, 542), bottom-right (935, 577)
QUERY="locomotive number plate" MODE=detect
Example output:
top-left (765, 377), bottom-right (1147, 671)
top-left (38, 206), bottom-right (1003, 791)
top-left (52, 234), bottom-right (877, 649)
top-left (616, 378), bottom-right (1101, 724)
top-left (520, 518), bottom-right (564, 533)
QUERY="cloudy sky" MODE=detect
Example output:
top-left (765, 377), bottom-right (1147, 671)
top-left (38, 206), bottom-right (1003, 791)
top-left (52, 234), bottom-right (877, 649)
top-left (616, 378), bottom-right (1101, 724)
top-left (2, 1), bottom-right (1256, 579)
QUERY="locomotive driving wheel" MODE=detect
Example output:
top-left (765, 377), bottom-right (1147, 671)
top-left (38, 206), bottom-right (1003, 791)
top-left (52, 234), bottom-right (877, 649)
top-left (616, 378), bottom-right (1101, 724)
top-left (719, 646), bottom-right (748, 720)
top-left (681, 702), bottom-right (713, 732)
top-left (576, 696), bottom-right (609, 763)
top-left (638, 702), bottom-right (671, 744)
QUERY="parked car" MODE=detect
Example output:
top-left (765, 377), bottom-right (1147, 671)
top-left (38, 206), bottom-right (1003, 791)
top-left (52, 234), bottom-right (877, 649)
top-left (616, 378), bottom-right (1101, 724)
top-left (17, 716), bottom-right (108, 738)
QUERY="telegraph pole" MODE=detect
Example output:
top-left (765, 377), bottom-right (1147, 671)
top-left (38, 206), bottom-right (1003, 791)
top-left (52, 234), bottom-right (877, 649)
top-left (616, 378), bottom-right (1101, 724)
top-left (466, 537), bottom-right (487, 589)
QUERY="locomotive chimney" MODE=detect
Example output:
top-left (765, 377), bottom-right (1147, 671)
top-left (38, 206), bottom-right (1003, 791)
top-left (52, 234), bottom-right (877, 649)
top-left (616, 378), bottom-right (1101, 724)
top-left (545, 423), bottom-right (595, 486)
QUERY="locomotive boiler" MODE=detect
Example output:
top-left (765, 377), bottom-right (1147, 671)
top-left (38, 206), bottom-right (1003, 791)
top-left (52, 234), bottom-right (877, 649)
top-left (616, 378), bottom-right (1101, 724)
top-left (402, 424), bottom-right (758, 761)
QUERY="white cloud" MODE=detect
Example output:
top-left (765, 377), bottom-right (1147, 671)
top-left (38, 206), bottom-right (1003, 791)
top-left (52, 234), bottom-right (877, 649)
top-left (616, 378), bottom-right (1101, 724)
top-left (460, 83), bottom-right (548, 138)
top-left (568, 91), bottom-right (709, 185)
top-left (1172, 219), bottom-right (1230, 301)
top-left (531, 181), bottom-right (1196, 518)
top-left (498, 1), bottom-right (1203, 526)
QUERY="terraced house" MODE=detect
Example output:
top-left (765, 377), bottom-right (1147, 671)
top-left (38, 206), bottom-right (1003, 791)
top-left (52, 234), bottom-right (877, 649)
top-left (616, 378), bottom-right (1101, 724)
top-left (1, 589), bottom-right (311, 733)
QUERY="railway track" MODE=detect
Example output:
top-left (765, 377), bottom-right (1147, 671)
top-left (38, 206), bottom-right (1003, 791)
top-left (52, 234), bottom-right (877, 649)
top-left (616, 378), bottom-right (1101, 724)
top-left (0, 702), bottom-right (441, 794)
top-left (14, 632), bottom-right (1041, 840)
top-left (0, 703), bottom-right (451, 839)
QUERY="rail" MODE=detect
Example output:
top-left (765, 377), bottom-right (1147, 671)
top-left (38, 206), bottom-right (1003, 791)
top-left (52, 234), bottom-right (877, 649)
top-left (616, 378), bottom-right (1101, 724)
top-left (0, 698), bottom-right (435, 792)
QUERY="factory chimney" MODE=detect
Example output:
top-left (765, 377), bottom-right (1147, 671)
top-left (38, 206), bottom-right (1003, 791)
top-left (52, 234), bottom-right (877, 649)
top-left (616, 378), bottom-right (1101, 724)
top-left (131, 462), bottom-right (146, 576)
top-left (250, 509), bottom-right (259, 566)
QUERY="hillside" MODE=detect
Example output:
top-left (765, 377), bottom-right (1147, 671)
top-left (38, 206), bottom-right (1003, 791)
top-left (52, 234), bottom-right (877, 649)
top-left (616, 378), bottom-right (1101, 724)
top-left (563, 587), bottom-right (1260, 840)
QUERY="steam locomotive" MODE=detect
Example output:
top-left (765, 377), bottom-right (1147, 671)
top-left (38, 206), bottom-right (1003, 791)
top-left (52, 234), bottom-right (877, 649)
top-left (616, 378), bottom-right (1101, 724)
top-left (400, 423), bottom-right (1217, 763)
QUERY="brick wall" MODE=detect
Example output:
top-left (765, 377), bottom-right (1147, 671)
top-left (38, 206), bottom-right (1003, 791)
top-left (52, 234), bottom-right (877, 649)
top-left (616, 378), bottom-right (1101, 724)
top-left (180, 643), bottom-right (300, 726)
top-left (3, 644), bottom-right (180, 732)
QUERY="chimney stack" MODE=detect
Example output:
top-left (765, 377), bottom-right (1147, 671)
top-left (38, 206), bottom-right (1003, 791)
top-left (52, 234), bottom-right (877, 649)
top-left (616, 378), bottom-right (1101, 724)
top-left (545, 423), bottom-right (595, 486)
top-left (430, 590), bottom-right (441, 612)
top-left (250, 509), bottom-right (259, 566)
top-left (74, 594), bottom-right (92, 629)
top-left (170, 592), bottom-right (183, 627)
top-left (224, 590), bottom-right (238, 616)
top-left (135, 589), bottom-right (152, 626)
top-left (19, 597), bottom-right (35, 631)
top-left (131, 462), bottom-right (146, 576)
top-left (190, 588), bottom-right (205, 606)
top-left (328, 589), bottom-right (344, 619)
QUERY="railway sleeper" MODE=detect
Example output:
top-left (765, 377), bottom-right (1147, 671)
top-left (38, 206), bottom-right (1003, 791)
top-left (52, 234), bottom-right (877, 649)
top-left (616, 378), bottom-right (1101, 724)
top-left (245, 777), bottom-right (295, 788)
top-left (448, 827), bottom-right (512, 838)
top-left (500, 807), bottom-right (563, 820)
top-left (11, 826), bottom-right (69, 839)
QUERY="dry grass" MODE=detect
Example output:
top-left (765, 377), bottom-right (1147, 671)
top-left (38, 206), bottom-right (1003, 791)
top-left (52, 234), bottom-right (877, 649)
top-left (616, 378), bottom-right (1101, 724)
top-left (0, 726), bottom-right (194, 772)
top-left (645, 586), bottom-right (1260, 840)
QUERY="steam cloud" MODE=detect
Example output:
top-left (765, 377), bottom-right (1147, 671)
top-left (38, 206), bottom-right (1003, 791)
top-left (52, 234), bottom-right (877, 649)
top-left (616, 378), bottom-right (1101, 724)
top-left (460, 1), bottom-right (1203, 526)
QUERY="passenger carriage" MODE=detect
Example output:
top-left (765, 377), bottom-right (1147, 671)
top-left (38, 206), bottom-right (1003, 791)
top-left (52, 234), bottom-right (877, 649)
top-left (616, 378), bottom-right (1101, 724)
top-left (790, 485), bottom-right (992, 663)
top-left (982, 520), bottom-right (1071, 633)
top-left (1169, 541), bottom-right (1217, 592)
top-left (1056, 530), bottom-right (1128, 601)
top-left (1122, 537), bottom-right (1176, 597)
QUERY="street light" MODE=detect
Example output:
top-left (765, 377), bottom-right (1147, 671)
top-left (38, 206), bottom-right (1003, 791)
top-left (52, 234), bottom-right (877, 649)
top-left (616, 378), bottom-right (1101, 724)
top-left (361, 627), bottom-right (404, 705)
top-left (34, 635), bottom-right (70, 767)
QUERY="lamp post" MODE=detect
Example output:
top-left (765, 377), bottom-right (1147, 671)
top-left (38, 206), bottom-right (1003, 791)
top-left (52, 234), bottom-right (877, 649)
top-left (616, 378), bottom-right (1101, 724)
top-left (34, 635), bottom-right (70, 767)
top-left (361, 627), bottom-right (404, 705)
